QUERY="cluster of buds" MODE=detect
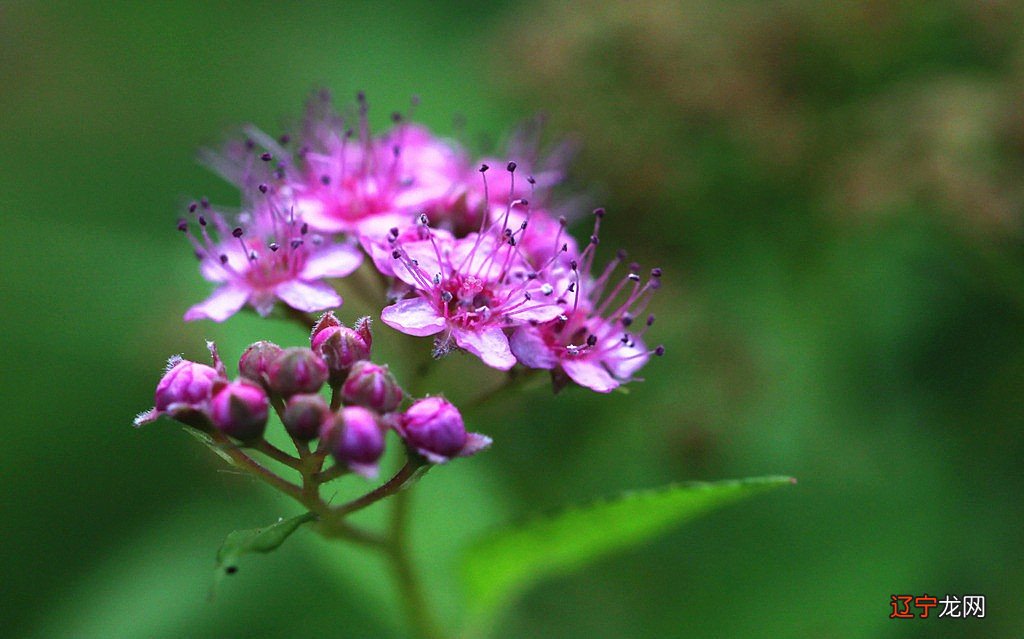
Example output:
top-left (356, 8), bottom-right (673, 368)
top-left (136, 312), bottom-right (490, 477)
top-left (178, 91), bottom-right (661, 394)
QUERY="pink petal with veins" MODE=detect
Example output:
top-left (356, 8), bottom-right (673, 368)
top-left (381, 297), bottom-right (446, 337)
top-left (275, 280), bottom-right (342, 312)
top-left (183, 285), bottom-right (249, 322)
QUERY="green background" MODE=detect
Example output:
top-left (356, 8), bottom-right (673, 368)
top-left (2, 2), bottom-right (1021, 637)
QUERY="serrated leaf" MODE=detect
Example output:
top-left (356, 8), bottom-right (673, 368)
top-left (212, 511), bottom-right (316, 594)
top-left (460, 476), bottom-right (794, 634)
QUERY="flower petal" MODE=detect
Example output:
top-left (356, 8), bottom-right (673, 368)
top-left (381, 297), bottom-right (446, 337)
top-left (183, 285), bottom-right (249, 322)
top-left (457, 432), bottom-right (493, 458)
top-left (453, 326), bottom-right (515, 370)
top-left (561, 358), bottom-right (618, 393)
top-left (275, 280), bottom-right (342, 313)
top-left (293, 195), bottom-right (348, 233)
top-left (301, 242), bottom-right (364, 279)
top-left (509, 325), bottom-right (558, 369)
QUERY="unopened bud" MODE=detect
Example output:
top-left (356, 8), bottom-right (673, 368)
top-left (238, 341), bottom-right (283, 384)
top-left (281, 394), bottom-right (330, 441)
top-left (332, 406), bottom-right (384, 465)
top-left (399, 397), bottom-right (466, 459)
top-left (341, 361), bottom-right (402, 412)
top-left (154, 358), bottom-right (220, 413)
top-left (311, 317), bottom-right (372, 384)
top-left (210, 380), bottom-right (269, 440)
top-left (267, 347), bottom-right (329, 396)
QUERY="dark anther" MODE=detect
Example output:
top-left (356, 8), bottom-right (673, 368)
top-left (441, 291), bottom-right (453, 302)
top-left (244, 138), bottom-right (255, 150)
top-left (524, 292), bottom-right (532, 301)
top-left (301, 223), bottom-right (308, 235)
top-left (518, 199), bottom-right (529, 207)
top-left (200, 197), bottom-right (210, 209)
top-left (622, 315), bottom-right (634, 327)
top-left (570, 260), bottom-right (578, 270)
top-left (290, 239), bottom-right (303, 249)
top-left (232, 227), bottom-right (244, 238)
top-left (391, 112), bottom-right (402, 123)
top-left (393, 145), bottom-right (400, 157)
top-left (479, 163), bottom-right (489, 173)
top-left (356, 90), bottom-right (366, 102)
top-left (586, 334), bottom-right (598, 347)
top-left (628, 273), bottom-right (641, 282)
top-left (504, 228), bottom-right (512, 237)
top-left (258, 183), bottom-right (268, 193)
top-left (188, 202), bottom-right (197, 213)
top-left (561, 243), bottom-right (568, 252)
top-left (616, 249), bottom-right (628, 260)
top-left (558, 216), bottom-right (567, 226)
top-left (650, 267), bottom-right (662, 278)
top-left (198, 216), bottom-right (207, 226)
top-left (279, 134), bottom-right (290, 145)
top-left (507, 161), bottom-right (517, 172)
top-left (226, 566), bottom-right (238, 575)
top-left (520, 221), bottom-right (528, 230)
top-left (508, 237), bottom-right (517, 246)
top-left (269, 242), bottom-right (280, 252)
top-left (647, 315), bottom-right (655, 326)
top-left (593, 207), bottom-right (605, 217)
top-left (567, 282), bottom-right (575, 292)
top-left (177, 219), bottom-right (188, 232)
top-left (259, 152), bottom-right (272, 162)
top-left (419, 213), bottom-right (429, 225)
top-left (590, 235), bottom-right (599, 245)
top-left (219, 254), bottom-right (228, 264)
top-left (527, 176), bottom-right (536, 185)
top-left (320, 175), bottom-right (331, 185)
top-left (392, 249), bottom-right (401, 259)
top-left (655, 345), bottom-right (665, 356)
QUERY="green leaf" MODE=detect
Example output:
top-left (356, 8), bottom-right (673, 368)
top-left (212, 511), bottom-right (317, 594)
top-left (460, 476), bottom-right (795, 634)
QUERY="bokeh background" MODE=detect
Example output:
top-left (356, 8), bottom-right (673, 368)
top-left (3, 2), bottom-right (1022, 637)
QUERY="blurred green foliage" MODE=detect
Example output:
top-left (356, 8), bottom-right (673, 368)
top-left (1, 1), bottom-right (1021, 637)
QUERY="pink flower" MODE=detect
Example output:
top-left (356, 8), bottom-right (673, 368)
top-left (380, 205), bottom-right (569, 370)
top-left (509, 210), bottom-right (664, 392)
top-left (289, 92), bottom-right (468, 238)
top-left (179, 190), bottom-right (362, 322)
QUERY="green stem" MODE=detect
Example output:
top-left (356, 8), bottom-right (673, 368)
top-left (387, 486), bottom-right (443, 639)
top-left (330, 458), bottom-right (425, 518)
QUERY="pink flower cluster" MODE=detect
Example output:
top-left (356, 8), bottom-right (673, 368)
top-left (179, 91), bottom-right (662, 392)
top-left (135, 313), bottom-right (489, 474)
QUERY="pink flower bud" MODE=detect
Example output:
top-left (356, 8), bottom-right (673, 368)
top-left (400, 397), bottom-right (466, 458)
top-left (311, 321), bottom-right (371, 384)
top-left (267, 347), bottom-right (329, 396)
top-left (238, 340), bottom-right (283, 383)
top-left (282, 393), bottom-right (330, 441)
top-left (154, 357), bottom-right (220, 413)
top-left (210, 380), bottom-right (269, 440)
top-left (341, 361), bottom-right (403, 412)
top-left (323, 406), bottom-right (385, 477)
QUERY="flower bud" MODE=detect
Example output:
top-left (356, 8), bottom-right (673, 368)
top-left (341, 361), bottom-right (403, 412)
top-left (324, 406), bottom-right (385, 477)
top-left (312, 325), bottom-right (372, 384)
top-left (210, 380), bottom-right (269, 440)
top-left (267, 347), bottom-right (329, 397)
top-left (238, 340), bottom-right (283, 384)
top-left (281, 393), bottom-right (330, 441)
top-left (400, 397), bottom-right (466, 459)
top-left (154, 357), bottom-right (220, 413)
